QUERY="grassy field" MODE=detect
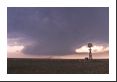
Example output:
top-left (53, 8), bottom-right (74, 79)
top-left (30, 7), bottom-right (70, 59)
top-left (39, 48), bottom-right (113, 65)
top-left (7, 58), bottom-right (109, 74)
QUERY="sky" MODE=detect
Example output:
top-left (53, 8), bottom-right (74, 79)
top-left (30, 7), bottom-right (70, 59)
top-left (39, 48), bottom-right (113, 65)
top-left (7, 7), bottom-right (109, 59)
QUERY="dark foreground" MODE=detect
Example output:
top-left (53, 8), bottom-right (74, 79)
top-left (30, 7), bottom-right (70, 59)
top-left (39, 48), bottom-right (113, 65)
top-left (7, 58), bottom-right (109, 74)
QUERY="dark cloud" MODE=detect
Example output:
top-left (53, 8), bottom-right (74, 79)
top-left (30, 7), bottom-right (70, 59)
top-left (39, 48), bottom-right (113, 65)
top-left (7, 7), bottom-right (109, 56)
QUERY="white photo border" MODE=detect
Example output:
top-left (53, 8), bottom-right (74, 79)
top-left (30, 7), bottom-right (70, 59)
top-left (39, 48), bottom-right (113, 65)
top-left (0, 0), bottom-right (116, 81)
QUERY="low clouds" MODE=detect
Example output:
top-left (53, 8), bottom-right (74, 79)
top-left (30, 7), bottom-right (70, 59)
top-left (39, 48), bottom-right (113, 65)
top-left (7, 45), bottom-right (24, 53)
top-left (75, 45), bottom-right (109, 53)
top-left (7, 7), bottom-right (109, 56)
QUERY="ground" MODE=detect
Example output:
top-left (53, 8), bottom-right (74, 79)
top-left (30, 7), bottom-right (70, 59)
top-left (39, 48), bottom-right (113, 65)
top-left (7, 58), bottom-right (109, 74)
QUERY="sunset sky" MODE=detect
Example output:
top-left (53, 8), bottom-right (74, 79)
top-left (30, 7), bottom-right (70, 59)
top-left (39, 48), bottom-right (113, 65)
top-left (7, 7), bottom-right (109, 59)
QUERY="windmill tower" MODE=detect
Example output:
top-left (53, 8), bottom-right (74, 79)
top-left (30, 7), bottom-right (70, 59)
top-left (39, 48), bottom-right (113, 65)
top-left (88, 43), bottom-right (93, 60)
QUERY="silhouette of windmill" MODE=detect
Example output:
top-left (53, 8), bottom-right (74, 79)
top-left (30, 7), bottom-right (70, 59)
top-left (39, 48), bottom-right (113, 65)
top-left (88, 43), bottom-right (93, 60)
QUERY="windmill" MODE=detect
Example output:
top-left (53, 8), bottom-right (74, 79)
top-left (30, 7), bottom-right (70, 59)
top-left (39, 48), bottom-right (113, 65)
top-left (88, 43), bottom-right (93, 60)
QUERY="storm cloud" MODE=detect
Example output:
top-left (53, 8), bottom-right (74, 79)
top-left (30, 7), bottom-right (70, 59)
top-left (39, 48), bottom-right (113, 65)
top-left (7, 7), bottom-right (109, 56)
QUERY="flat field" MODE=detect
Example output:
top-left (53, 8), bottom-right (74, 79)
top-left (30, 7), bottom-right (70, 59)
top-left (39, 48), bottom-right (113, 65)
top-left (7, 58), bottom-right (109, 74)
